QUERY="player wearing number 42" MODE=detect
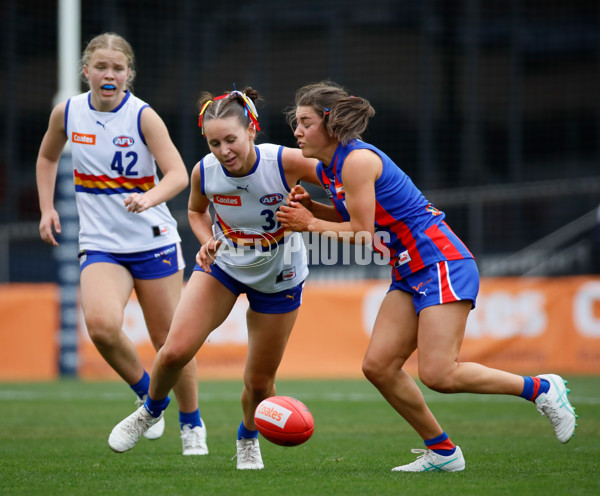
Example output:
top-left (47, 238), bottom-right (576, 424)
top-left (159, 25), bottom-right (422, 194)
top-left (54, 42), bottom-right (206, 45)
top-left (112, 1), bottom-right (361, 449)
top-left (36, 32), bottom-right (207, 456)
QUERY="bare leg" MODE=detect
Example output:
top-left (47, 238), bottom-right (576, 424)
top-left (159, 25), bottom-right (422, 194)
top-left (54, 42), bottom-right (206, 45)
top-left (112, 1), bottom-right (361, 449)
top-left (362, 289), bottom-right (445, 440)
top-left (241, 308), bottom-right (299, 429)
top-left (80, 263), bottom-right (143, 384)
top-left (417, 301), bottom-right (524, 395)
top-left (364, 290), bottom-right (526, 442)
top-left (148, 271), bottom-right (237, 400)
top-left (135, 270), bottom-right (200, 413)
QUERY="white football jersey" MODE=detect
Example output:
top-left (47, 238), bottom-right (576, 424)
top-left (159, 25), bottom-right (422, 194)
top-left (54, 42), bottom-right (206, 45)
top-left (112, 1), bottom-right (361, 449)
top-left (201, 144), bottom-right (308, 293)
top-left (65, 91), bottom-right (181, 253)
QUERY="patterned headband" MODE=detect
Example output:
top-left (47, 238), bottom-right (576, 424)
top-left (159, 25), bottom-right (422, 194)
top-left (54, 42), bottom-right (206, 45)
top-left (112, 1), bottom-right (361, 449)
top-left (198, 90), bottom-right (260, 136)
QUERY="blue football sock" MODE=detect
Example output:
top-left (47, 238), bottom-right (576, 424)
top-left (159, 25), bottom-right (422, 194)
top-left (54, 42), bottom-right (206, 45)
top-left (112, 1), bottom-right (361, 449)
top-left (179, 409), bottom-right (202, 429)
top-left (237, 421), bottom-right (258, 440)
top-left (130, 371), bottom-right (150, 400)
top-left (143, 395), bottom-right (170, 418)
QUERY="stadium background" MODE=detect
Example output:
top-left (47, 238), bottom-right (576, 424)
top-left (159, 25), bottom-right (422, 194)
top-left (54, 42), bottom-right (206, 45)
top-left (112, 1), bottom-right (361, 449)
top-left (1, 0), bottom-right (599, 379)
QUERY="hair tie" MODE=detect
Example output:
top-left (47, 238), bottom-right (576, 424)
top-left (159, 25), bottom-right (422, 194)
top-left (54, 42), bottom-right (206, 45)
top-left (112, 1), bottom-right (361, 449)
top-left (198, 90), bottom-right (261, 136)
top-left (198, 100), bottom-right (213, 136)
top-left (229, 90), bottom-right (261, 131)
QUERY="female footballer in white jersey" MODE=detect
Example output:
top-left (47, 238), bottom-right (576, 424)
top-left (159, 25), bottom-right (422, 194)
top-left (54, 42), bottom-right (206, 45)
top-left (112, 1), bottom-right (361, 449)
top-left (36, 33), bottom-right (207, 455)
top-left (109, 87), bottom-right (321, 470)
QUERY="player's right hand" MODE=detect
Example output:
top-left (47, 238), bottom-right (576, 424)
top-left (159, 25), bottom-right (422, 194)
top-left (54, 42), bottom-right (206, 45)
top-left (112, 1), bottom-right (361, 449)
top-left (39, 209), bottom-right (61, 246)
top-left (196, 239), bottom-right (222, 272)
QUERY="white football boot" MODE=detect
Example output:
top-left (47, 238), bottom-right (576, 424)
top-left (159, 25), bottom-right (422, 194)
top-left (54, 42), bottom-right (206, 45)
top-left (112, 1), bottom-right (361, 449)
top-left (181, 423), bottom-right (209, 455)
top-left (535, 374), bottom-right (577, 443)
top-left (109, 405), bottom-right (163, 453)
top-left (234, 438), bottom-right (264, 470)
top-left (392, 446), bottom-right (465, 472)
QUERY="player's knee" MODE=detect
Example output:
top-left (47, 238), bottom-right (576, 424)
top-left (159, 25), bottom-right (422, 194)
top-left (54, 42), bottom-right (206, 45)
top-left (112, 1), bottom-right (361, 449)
top-left (157, 344), bottom-right (191, 371)
top-left (418, 365), bottom-right (454, 393)
top-left (362, 355), bottom-right (392, 387)
top-left (84, 314), bottom-right (121, 347)
top-left (362, 357), bottom-right (379, 385)
top-left (244, 374), bottom-right (274, 399)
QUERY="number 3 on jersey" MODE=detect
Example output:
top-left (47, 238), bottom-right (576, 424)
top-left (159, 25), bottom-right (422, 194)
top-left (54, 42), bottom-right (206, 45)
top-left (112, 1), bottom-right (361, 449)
top-left (111, 151), bottom-right (139, 175)
top-left (261, 208), bottom-right (281, 231)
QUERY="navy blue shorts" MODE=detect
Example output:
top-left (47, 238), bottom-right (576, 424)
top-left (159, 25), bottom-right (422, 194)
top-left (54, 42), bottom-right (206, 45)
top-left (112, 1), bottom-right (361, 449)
top-left (78, 243), bottom-right (185, 280)
top-left (194, 262), bottom-right (304, 314)
top-left (389, 259), bottom-right (479, 314)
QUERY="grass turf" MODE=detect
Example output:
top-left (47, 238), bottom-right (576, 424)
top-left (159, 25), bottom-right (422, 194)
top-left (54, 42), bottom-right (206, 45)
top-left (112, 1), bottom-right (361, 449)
top-left (0, 377), bottom-right (598, 496)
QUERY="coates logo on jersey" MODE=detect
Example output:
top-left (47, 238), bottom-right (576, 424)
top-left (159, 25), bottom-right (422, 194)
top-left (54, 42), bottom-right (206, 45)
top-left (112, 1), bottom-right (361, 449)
top-left (72, 132), bottom-right (96, 145)
top-left (113, 136), bottom-right (135, 148)
top-left (259, 193), bottom-right (284, 206)
top-left (214, 195), bottom-right (242, 206)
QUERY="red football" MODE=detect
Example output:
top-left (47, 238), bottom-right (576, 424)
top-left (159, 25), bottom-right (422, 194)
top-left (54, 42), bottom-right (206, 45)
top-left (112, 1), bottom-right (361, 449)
top-left (254, 396), bottom-right (314, 446)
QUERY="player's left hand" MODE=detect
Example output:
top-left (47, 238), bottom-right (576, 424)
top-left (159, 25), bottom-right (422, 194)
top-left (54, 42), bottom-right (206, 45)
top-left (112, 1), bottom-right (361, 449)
top-left (124, 193), bottom-right (153, 213)
top-left (277, 201), bottom-right (314, 232)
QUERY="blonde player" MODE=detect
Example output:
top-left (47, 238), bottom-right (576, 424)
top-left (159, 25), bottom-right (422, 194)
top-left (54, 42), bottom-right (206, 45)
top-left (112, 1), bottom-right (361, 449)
top-left (36, 32), bottom-right (207, 455)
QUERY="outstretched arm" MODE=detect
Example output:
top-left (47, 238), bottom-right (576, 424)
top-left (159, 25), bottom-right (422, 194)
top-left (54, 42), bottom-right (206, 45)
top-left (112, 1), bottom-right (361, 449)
top-left (277, 149), bottom-right (381, 245)
top-left (279, 147), bottom-right (342, 222)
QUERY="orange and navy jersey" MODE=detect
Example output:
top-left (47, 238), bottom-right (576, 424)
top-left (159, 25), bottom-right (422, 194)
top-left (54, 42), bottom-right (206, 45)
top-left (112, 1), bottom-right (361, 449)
top-left (316, 139), bottom-right (473, 280)
top-left (66, 91), bottom-right (180, 253)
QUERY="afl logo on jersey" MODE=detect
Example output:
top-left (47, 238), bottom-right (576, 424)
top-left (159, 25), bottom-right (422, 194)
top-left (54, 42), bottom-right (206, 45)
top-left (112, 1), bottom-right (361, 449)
top-left (260, 193), bottom-right (284, 206)
top-left (113, 136), bottom-right (135, 148)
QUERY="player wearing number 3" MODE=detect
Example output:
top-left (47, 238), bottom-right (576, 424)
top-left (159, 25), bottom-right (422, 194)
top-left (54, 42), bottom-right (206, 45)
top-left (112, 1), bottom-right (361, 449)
top-left (109, 87), bottom-right (321, 469)
top-left (36, 33), bottom-right (207, 455)
top-left (277, 81), bottom-right (578, 472)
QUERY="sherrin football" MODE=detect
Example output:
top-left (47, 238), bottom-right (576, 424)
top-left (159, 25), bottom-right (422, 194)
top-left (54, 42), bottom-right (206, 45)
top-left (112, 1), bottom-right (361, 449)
top-left (254, 396), bottom-right (314, 446)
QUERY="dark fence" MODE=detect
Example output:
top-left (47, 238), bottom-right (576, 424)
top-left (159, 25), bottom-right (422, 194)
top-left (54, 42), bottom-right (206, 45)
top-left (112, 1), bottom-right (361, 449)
top-left (1, 0), bottom-right (599, 281)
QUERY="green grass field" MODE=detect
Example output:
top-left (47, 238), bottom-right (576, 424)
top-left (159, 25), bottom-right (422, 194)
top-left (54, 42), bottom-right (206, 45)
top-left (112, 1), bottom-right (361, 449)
top-left (1, 377), bottom-right (598, 496)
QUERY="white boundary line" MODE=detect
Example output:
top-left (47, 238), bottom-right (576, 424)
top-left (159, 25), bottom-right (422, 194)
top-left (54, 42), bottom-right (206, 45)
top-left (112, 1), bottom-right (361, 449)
top-left (0, 389), bottom-right (597, 404)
